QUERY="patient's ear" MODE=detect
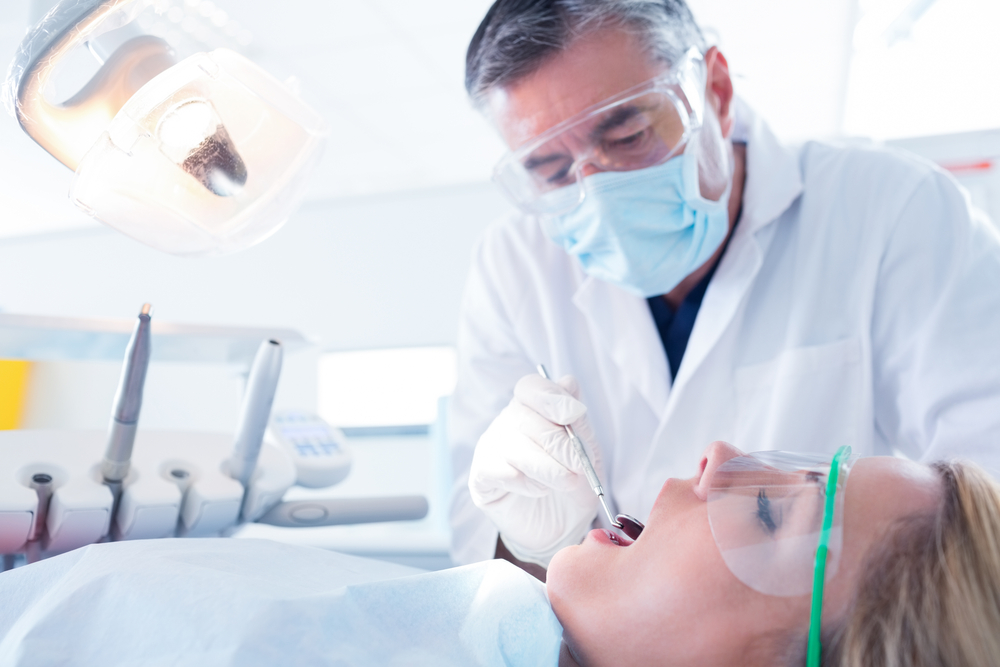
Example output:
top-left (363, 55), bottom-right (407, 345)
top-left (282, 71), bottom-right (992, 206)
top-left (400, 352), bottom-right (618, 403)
top-left (744, 628), bottom-right (806, 667)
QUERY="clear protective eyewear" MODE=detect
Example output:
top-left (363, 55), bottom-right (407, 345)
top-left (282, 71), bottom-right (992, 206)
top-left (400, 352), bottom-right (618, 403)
top-left (492, 47), bottom-right (706, 217)
top-left (707, 446), bottom-right (853, 666)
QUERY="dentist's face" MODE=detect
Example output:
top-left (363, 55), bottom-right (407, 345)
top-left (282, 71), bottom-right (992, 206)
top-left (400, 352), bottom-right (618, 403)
top-left (488, 26), bottom-right (734, 201)
top-left (545, 442), bottom-right (941, 666)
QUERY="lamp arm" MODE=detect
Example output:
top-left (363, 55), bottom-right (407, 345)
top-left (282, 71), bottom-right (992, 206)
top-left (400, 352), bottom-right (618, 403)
top-left (3, 0), bottom-right (176, 170)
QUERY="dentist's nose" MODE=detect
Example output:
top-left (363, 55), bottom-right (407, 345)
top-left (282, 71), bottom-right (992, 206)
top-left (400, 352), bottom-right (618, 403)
top-left (693, 441), bottom-right (744, 501)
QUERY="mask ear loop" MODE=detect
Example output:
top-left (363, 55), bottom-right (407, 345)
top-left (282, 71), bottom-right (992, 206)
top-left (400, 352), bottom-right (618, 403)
top-left (806, 445), bottom-right (851, 667)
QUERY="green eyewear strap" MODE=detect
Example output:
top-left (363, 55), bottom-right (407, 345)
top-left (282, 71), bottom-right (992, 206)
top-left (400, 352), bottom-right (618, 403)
top-left (805, 445), bottom-right (851, 667)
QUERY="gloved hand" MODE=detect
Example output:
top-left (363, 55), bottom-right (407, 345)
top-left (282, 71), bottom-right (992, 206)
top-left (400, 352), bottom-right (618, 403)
top-left (469, 373), bottom-right (603, 568)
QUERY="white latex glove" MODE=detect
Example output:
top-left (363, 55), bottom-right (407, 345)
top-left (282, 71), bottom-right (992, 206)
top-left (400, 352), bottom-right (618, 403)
top-left (469, 373), bottom-right (603, 568)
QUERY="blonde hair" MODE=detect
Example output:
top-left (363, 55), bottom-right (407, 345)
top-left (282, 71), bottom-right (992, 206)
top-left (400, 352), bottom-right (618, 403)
top-left (827, 460), bottom-right (1000, 666)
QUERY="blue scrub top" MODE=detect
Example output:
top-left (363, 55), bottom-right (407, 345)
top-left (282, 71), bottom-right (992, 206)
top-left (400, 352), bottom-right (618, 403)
top-left (647, 270), bottom-right (714, 380)
top-left (647, 220), bottom-right (738, 380)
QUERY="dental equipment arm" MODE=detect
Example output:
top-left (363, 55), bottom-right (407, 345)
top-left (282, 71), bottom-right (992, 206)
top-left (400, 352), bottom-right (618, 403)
top-left (256, 497), bottom-right (429, 528)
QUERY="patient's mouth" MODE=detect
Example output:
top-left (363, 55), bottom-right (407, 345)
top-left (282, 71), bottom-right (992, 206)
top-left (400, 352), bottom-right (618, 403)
top-left (606, 530), bottom-right (633, 547)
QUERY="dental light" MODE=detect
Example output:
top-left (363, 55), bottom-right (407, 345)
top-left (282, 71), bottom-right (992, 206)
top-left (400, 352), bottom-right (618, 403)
top-left (2, 0), bottom-right (327, 256)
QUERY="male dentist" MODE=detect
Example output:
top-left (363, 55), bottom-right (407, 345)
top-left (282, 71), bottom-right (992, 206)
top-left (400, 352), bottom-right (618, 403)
top-left (450, 0), bottom-right (1000, 575)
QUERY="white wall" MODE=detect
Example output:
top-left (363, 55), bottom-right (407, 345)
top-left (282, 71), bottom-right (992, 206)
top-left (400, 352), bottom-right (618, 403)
top-left (687, 0), bottom-right (858, 143)
top-left (0, 183), bottom-right (513, 430)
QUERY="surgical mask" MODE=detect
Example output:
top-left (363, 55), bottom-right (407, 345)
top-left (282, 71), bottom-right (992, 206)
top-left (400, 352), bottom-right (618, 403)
top-left (539, 137), bottom-right (731, 297)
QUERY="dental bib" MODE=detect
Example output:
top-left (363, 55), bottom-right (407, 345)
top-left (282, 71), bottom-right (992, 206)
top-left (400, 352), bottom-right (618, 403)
top-left (0, 538), bottom-right (563, 666)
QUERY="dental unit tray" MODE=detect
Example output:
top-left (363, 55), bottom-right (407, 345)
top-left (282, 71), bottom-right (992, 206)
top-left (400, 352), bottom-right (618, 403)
top-left (0, 313), bottom-right (429, 562)
top-left (0, 430), bottom-right (428, 557)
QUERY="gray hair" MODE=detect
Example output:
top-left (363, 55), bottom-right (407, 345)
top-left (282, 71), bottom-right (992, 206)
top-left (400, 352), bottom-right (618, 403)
top-left (465, 0), bottom-right (707, 108)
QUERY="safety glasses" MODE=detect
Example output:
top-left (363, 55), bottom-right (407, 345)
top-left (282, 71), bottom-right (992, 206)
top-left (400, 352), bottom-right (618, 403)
top-left (492, 47), bottom-right (706, 217)
top-left (707, 447), bottom-right (853, 666)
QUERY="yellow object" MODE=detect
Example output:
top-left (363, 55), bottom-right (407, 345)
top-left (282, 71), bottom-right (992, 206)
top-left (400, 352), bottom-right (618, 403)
top-left (0, 360), bottom-right (31, 430)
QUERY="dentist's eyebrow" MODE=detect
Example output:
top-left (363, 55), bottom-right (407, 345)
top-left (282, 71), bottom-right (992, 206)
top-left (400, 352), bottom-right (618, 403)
top-left (523, 151), bottom-right (570, 171)
top-left (589, 105), bottom-right (643, 142)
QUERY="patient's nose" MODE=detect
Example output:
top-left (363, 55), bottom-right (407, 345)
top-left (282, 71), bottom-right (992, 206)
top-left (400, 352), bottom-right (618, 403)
top-left (693, 441), bottom-right (744, 501)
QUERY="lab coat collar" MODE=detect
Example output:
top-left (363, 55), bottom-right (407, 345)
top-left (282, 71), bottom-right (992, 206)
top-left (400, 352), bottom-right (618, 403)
top-left (732, 97), bottom-right (803, 234)
top-left (665, 99), bottom-right (800, 401)
top-left (571, 99), bottom-right (802, 418)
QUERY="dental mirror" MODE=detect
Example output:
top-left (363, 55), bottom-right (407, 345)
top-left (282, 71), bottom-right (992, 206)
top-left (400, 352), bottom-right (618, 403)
top-left (615, 513), bottom-right (644, 540)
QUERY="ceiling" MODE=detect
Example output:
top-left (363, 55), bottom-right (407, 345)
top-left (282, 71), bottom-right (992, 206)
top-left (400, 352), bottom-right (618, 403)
top-left (0, 0), bottom-right (864, 239)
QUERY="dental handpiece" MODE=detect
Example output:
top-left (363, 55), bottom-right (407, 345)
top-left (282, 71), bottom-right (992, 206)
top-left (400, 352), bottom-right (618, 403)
top-left (229, 339), bottom-right (283, 492)
top-left (101, 303), bottom-right (152, 536)
top-left (102, 304), bottom-right (152, 485)
top-left (536, 364), bottom-right (622, 529)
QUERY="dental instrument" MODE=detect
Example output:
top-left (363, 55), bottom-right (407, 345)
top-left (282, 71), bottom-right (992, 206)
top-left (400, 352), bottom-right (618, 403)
top-left (24, 472), bottom-right (53, 563)
top-left (101, 303), bottom-right (151, 521)
top-left (229, 339), bottom-right (283, 495)
top-left (535, 364), bottom-right (644, 539)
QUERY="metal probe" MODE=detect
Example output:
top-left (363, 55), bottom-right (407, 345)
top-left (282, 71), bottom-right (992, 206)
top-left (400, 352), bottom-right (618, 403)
top-left (102, 303), bottom-right (152, 531)
top-left (536, 364), bottom-right (622, 529)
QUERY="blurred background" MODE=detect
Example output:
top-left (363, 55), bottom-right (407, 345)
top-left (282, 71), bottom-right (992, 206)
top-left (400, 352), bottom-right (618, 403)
top-left (0, 0), bottom-right (996, 568)
top-left (0, 0), bottom-right (997, 431)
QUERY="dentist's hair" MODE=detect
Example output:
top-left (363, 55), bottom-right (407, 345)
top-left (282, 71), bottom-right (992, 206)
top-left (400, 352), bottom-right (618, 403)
top-left (465, 0), bottom-right (706, 109)
top-left (826, 460), bottom-right (1000, 667)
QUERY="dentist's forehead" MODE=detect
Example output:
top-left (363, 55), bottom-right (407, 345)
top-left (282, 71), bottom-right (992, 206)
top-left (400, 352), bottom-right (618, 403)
top-left (487, 27), bottom-right (666, 150)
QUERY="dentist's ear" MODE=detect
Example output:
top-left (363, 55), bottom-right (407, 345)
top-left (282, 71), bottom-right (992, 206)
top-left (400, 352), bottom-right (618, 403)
top-left (703, 47), bottom-right (734, 139)
top-left (693, 441), bottom-right (743, 500)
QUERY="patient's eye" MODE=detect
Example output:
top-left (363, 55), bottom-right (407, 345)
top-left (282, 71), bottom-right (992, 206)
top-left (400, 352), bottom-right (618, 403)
top-left (756, 488), bottom-right (780, 535)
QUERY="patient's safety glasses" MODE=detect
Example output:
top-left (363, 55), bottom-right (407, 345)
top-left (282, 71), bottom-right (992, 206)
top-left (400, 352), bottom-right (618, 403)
top-left (492, 47), bottom-right (706, 216)
top-left (707, 447), bottom-right (853, 667)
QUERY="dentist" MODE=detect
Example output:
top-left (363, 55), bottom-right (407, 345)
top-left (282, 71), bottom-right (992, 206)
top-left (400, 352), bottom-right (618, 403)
top-left (450, 0), bottom-right (1000, 575)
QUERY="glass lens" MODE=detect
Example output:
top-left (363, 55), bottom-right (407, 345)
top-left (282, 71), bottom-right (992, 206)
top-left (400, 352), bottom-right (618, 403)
top-left (707, 452), bottom-right (851, 597)
top-left (494, 87), bottom-right (691, 215)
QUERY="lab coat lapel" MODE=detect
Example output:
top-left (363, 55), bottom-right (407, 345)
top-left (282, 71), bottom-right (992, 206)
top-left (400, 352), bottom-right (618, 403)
top-left (666, 100), bottom-right (805, 408)
top-left (573, 276), bottom-right (671, 418)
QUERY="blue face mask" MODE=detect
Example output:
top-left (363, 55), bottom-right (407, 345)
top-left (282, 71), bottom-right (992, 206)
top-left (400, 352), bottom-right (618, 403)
top-left (540, 140), bottom-right (731, 298)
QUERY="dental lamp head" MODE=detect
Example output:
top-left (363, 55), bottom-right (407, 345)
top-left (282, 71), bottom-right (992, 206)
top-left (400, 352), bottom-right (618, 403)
top-left (2, 0), bottom-right (327, 257)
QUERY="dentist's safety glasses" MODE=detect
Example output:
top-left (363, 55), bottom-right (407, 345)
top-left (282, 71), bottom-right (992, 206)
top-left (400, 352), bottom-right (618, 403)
top-left (3, 0), bottom-right (327, 257)
top-left (706, 447), bottom-right (854, 598)
top-left (491, 47), bottom-right (706, 217)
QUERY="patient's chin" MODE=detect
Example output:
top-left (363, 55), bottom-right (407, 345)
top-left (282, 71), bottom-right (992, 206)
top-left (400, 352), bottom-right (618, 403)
top-left (545, 546), bottom-right (597, 652)
top-left (545, 544), bottom-right (581, 607)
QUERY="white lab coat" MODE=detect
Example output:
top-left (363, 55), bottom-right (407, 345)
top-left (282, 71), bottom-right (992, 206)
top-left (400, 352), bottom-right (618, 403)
top-left (448, 101), bottom-right (1000, 565)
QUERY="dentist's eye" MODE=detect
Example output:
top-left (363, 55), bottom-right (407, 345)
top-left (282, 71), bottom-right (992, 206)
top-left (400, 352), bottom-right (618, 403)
top-left (607, 129), bottom-right (645, 147)
top-left (756, 488), bottom-right (780, 535)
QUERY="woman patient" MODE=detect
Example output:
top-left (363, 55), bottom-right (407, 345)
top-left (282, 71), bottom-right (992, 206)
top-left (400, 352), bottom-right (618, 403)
top-left (546, 441), bottom-right (1000, 666)
top-left (1, 442), bottom-right (998, 666)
